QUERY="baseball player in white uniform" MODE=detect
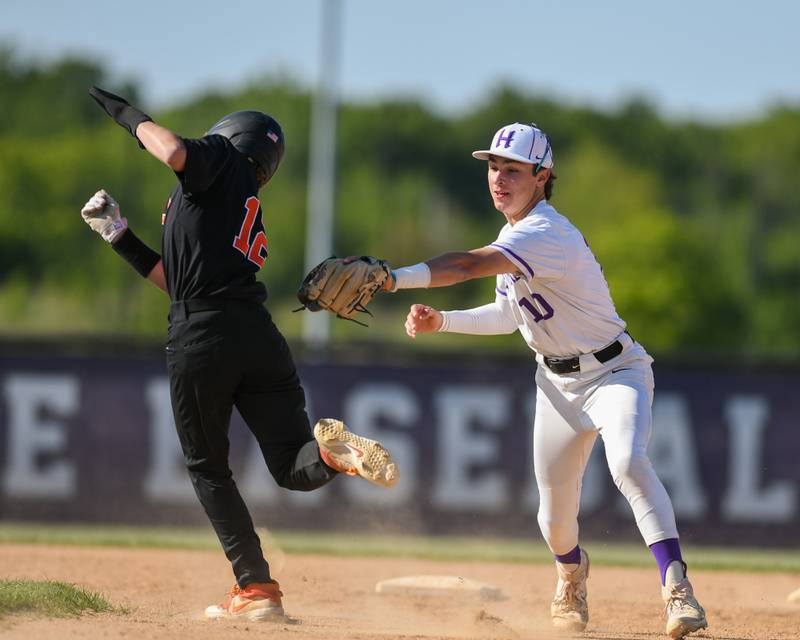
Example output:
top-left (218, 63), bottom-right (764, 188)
top-left (384, 123), bottom-right (707, 639)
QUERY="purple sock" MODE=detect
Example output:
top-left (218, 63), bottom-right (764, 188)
top-left (649, 538), bottom-right (684, 585)
top-left (554, 544), bottom-right (581, 565)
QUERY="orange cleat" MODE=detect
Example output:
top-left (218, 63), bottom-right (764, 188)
top-left (314, 418), bottom-right (399, 488)
top-left (204, 581), bottom-right (284, 621)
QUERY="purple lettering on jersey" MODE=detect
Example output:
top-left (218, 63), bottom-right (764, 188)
top-left (495, 287), bottom-right (508, 297)
top-left (491, 243), bottom-right (535, 279)
top-left (495, 129), bottom-right (515, 148)
top-left (519, 294), bottom-right (554, 323)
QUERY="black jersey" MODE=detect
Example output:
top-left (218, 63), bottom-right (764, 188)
top-left (161, 134), bottom-right (269, 303)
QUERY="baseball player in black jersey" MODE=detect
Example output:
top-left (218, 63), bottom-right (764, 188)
top-left (80, 87), bottom-right (398, 621)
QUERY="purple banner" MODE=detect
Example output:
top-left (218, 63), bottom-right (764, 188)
top-left (0, 350), bottom-right (798, 545)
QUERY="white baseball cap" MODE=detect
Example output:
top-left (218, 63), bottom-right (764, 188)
top-left (472, 122), bottom-right (554, 169)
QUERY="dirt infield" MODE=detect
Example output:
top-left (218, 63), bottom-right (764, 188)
top-left (0, 543), bottom-right (798, 639)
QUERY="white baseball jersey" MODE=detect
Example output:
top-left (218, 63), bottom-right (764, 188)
top-left (491, 199), bottom-right (625, 357)
top-left (439, 196), bottom-right (681, 555)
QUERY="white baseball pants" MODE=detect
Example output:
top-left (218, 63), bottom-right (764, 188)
top-left (533, 336), bottom-right (678, 554)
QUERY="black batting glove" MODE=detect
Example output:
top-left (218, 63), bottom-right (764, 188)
top-left (89, 86), bottom-right (152, 148)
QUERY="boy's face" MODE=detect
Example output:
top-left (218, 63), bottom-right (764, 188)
top-left (487, 155), bottom-right (548, 221)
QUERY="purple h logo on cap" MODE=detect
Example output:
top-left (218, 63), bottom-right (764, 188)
top-left (495, 129), bottom-right (515, 149)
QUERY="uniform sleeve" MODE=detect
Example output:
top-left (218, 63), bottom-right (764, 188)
top-left (491, 219), bottom-right (566, 282)
top-left (178, 135), bottom-right (238, 197)
top-left (494, 274), bottom-right (515, 317)
top-left (439, 301), bottom-right (518, 335)
top-left (495, 274), bottom-right (509, 301)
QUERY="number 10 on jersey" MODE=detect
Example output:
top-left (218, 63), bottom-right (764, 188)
top-left (519, 293), bottom-right (554, 322)
top-left (233, 196), bottom-right (268, 268)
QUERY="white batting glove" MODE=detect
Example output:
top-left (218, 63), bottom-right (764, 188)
top-left (80, 189), bottom-right (128, 243)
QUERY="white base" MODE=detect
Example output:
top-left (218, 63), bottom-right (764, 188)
top-left (375, 575), bottom-right (503, 601)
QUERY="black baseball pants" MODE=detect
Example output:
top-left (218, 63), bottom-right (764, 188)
top-left (165, 299), bottom-right (337, 587)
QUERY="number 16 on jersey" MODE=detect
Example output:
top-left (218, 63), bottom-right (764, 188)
top-left (233, 196), bottom-right (268, 268)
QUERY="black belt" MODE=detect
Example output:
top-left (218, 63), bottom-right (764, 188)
top-left (169, 298), bottom-right (261, 322)
top-left (543, 335), bottom-right (629, 375)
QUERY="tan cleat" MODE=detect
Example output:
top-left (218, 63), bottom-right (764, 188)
top-left (662, 578), bottom-right (707, 639)
top-left (551, 549), bottom-right (590, 631)
top-left (205, 581), bottom-right (284, 621)
top-left (314, 418), bottom-right (399, 488)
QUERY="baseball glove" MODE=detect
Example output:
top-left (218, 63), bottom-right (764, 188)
top-left (296, 256), bottom-right (391, 325)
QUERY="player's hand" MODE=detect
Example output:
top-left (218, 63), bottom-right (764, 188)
top-left (338, 255), bottom-right (397, 291)
top-left (382, 271), bottom-right (396, 291)
top-left (80, 189), bottom-right (128, 243)
top-left (405, 304), bottom-right (442, 338)
top-left (89, 86), bottom-right (152, 148)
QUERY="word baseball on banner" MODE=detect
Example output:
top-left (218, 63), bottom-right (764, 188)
top-left (0, 354), bottom-right (797, 544)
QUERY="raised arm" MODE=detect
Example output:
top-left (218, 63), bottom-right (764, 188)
top-left (137, 121), bottom-right (186, 171)
top-left (84, 87), bottom-right (177, 293)
top-left (89, 86), bottom-right (186, 171)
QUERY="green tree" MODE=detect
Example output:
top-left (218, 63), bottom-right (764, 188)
top-left (0, 49), bottom-right (797, 356)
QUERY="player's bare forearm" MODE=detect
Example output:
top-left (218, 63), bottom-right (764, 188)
top-left (146, 259), bottom-right (168, 293)
top-left (382, 246), bottom-right (517, 291)
top-left (137, 121), bottom-right (187, 171)
top-left (426, 247), bottom-right (517, 287)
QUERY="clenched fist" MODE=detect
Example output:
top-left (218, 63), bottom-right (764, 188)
top-left (80, 189), bottom-right (128, 243)
top-left (405, 304), bottom-right (443, 338)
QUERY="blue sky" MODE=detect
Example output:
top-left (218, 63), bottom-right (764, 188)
top-left (3, 0), bottom-right (798, 121)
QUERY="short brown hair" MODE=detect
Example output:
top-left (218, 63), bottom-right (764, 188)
top-left (533, 167), bottom-right (556, 200)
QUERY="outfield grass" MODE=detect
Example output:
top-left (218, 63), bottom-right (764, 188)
top-left (0, 522), bottom-right (798, 574)
top-left (0, 579), bottom-right (115, 619)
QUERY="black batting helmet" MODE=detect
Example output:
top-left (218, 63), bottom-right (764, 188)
top-left (206, 110), bottom-right (285, 186)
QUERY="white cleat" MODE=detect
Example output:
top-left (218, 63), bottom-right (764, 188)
top-left (662, 578), bottom-right (708, 639)
top-left (551, 549), bottom-right (590, 631)
top-left (314, 418), bottom-right (399, 488)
